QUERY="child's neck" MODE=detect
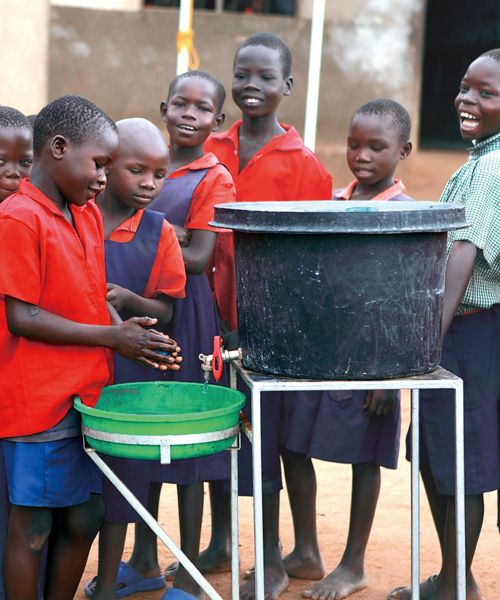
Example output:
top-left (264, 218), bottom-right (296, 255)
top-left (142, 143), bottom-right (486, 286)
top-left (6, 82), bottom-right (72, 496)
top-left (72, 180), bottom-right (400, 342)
top-left (98, 191), bottom-right (136, 238)
top-left (240, 112), bottom-right (285, 144)
top-left (167, 143), bottom-right (204, 175)
top-left (351, 175), bottom-right (396, 200)
top-left (29, 164), bottom-right (73, 224)
top-left (238, 113), bottom-right (286, 172)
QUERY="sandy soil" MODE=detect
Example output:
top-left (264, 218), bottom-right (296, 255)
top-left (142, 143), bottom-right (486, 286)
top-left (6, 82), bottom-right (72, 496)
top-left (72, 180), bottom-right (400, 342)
top-left (76, 149), bottom-right (499, 600)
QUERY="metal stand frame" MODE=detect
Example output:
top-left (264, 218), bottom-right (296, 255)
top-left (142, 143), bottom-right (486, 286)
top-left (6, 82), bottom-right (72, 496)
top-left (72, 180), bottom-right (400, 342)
top-left (231, 362), bottom-right (465, 600)
top-left (83, 430), bottom-right (242, 600)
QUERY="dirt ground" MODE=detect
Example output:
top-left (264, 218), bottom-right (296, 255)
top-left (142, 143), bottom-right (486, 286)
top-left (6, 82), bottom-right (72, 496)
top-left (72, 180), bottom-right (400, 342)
top-left (76, 149), bottom-right (499, 600)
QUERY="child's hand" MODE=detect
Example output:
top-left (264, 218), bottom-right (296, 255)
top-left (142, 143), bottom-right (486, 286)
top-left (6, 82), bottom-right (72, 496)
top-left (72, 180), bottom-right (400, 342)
top-left (106, 283), bottom-right (131, 312)
top-left (173, 224), bottom-right (191, 247)
top-left (363, 389), bottom-right (397, 416)
top-left (112, 317), bottom-right (182, 370)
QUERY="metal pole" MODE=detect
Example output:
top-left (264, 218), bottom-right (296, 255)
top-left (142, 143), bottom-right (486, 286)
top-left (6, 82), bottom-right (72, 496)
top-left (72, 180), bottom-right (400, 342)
top-left (86, 449), bottom-right (223, 600)
top-left (454, 382), bottom-right (466, 599)
top-left (303, 0), bottom-right (326, 151)
top-left (230, 364), bottom-right (240, 600)
top-left (251, 386), bottom-right (265, 599)
top-left (176, 0), bottom-right (193, 75)
top-left (411, 389), bottom-right (420, 600)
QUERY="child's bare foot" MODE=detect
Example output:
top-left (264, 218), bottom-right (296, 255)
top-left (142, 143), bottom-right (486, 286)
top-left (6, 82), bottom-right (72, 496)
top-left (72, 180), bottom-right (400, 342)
top-left (302, 564), bottom-right (367, 599)
top-left (283, 549), bottom-right (325, 580)
top-left (240, 564), bottom-right (289, 600)
top-left (164, 548), bottom-right (231, 580)
top-left (387, 574), bottom-right (484, 600)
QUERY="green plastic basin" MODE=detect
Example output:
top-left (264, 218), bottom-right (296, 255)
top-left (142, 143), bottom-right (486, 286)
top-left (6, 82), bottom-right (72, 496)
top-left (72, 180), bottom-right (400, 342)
top-left (74, 382), bottom-right (245, 462)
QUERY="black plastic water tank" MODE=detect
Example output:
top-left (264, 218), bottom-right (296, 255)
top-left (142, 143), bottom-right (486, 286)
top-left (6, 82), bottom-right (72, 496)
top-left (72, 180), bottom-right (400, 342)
top-left (212, 201), bottom-right (468, 380)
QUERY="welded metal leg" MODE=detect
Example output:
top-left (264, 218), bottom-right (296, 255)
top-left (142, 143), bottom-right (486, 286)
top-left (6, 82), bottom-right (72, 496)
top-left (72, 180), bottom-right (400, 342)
top-left (251, 387), bottom-right (265, 599)
top-left (455, 383), bottom-right (466, 600)
top-left (411, 389), bottom-right (420, 600)
top-left (230, 435), bottom-right (240, 600)
top-left (86, 449), bottom-right (223, 600)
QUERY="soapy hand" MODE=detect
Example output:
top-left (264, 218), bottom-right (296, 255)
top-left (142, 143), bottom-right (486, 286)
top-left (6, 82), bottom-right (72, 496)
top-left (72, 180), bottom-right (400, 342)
top-left (112, 317), bottom-right (182, 370)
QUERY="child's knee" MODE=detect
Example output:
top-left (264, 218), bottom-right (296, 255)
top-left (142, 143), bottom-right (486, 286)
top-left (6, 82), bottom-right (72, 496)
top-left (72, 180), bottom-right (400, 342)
top-left (64, 494), bottom-right (104, 542)
top-left (9, 506), bottom-right (52, 551)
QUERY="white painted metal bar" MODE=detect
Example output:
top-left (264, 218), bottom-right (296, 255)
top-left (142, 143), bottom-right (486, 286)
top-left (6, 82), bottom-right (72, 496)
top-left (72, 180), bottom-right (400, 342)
top-left (176, 0), bottom-right (193, 75)
top-left (232, 362), bottom-right (466, 599)
top-left (230, 438), bottom-right (240, 600)
top-left (303, 0), bottom-right (326, 151)
top-left (251, 387), bottom-right (265, 600)
top-left (454, 382), bottom-right (466, 599)
top-left (85, 448), bottom-right (223, 600)
top-left (229, 366), bottom-right (240, 600)
top-left (411, 389), bottom-right (420, 600)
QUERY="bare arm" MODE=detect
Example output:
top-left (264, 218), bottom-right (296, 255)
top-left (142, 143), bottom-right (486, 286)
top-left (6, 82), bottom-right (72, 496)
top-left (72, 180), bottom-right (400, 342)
top-left (441, 240), bottom-right (477, 337)
top-left (6, 297), bottom-right (180, 370)
top-left (180, 229), bottom-right (217, 275)
top-left (106, 285), bottom-right (173, 324)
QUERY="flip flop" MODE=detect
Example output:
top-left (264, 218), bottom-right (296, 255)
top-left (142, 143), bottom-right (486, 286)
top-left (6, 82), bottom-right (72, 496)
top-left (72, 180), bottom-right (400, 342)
top-left (84, 561), bottom-right (166, 599)
top-left (161, 589), bottom-right (198, 599)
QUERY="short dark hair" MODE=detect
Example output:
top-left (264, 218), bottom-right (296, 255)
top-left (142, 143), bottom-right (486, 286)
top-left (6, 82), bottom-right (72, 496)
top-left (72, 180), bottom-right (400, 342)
top-left (479, 48), bottom-right (500, 62)
top-left (353, 98), bottom-right (411, 142)
top-left (0, 106), bottom-right (31, 132)
top-left (166, 70), bottom-right (226, 113)
top-left (33, 94), bottom-right (117, 155)
top-left (236, 33), bottom-right (292, 78)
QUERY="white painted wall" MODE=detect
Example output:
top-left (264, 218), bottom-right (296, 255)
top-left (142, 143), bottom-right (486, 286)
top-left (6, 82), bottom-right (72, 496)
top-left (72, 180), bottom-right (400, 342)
top-left (0, 0), bottom-right (50, 113)
top-left (51, 0), bottom-right (141, 10)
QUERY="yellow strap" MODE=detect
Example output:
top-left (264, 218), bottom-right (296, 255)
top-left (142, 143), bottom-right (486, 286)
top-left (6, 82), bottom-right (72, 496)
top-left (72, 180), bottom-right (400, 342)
top-left (176, 29), bottom-right (200, 70)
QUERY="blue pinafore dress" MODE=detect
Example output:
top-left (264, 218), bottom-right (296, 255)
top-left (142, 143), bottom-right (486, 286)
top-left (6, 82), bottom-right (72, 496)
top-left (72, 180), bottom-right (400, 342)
top-left (147, 167), bottom-right (230, 484)
top-left (101, 209), bottom-right (175, 522)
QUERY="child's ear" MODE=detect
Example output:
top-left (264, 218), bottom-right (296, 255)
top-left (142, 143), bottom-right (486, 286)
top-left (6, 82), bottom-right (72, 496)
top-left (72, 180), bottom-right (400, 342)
top-left (160, 101), bottom-right (168, 123)
top-left (50, 135), bottom-right (68, 160)
top-left (283, 76), bottom-right (294, 97)
top-left (400, 141), bottom-right (412, 160)
top-left (212, 112), bottom-right (225, 132)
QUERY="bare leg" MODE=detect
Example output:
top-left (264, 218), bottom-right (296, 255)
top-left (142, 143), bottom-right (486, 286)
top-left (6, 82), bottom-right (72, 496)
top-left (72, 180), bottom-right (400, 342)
top-left (388, 459), bottom-right (484, 600)
top-left (240, 491), bottom-right (289, 600)
top-left (128, 482), bottom-right (163, 579)
top-left (280, 448), bottom-right (324, 580)
top-left (172, 482), bottom-right (204, 597)
top-left (89, 521), bottom-right (128, 600)
top-left (303, 461), bottom-right (379, 599)
top-left (5, 505), bottom-right (52, 600)
top-left (165, 480), bottom-right (232, 580)
top-left (45, 494), bottom-right (104, 600)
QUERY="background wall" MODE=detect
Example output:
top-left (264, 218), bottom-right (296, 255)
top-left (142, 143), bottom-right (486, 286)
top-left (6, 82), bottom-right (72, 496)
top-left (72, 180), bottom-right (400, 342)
top-left (48, 2), bottom-right (426, 151)
top-left (0, 0), bottom-right (50, 115)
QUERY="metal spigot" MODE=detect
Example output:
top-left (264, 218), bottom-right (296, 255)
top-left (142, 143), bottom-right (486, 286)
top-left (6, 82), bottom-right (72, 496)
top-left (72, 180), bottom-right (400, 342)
top-left (199, 335), bottom-right (242, 383)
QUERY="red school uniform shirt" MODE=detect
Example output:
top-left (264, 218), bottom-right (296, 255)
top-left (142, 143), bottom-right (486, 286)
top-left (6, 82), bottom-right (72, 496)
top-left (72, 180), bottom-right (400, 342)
top-left (204, 120), bottom-right (333, 330)
top-left (108, 209), bottom-right (187, 300)
top-left (333, 179), bottom-right (411, 201)
top-left (0, 180), bottom-right (112, 437)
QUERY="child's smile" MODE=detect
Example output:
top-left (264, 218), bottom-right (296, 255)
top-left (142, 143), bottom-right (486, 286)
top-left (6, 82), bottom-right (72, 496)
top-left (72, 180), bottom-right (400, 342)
top-left (162, 77), bottom-right (220, 148)
top-left (455, 56), bottom-right (500, 141)
top-left (232, 45), bottom-right (292, 117)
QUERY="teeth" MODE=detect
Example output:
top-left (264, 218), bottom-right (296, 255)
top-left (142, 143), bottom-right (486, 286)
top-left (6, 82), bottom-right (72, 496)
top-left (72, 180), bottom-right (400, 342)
top-left (179, 125), bottom-right (195, 131)
top-left (460, 111), bottom-right (478, 120)
top-left (244, 98), bottom-right (260, 105)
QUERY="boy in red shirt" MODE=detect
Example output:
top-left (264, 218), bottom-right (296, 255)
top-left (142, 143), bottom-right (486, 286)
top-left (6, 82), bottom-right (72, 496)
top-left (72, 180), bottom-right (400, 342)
top-left (201, 33), bottom-right (332, 600)
top-left (0, 95), bottom-right (179, 600)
